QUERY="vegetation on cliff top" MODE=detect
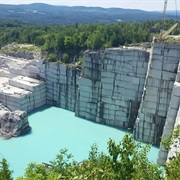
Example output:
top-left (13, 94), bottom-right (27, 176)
top-left (0, 19), bottom-right (179, 64)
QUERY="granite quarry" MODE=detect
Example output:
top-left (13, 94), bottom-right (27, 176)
top-left (0, 42), bottom-right (180, 164)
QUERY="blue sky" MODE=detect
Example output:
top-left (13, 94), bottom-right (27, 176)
top-left (0, 0), bottom-right (179, 11)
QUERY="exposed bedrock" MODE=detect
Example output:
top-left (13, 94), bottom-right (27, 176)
top-left (76, 48), bottom-right (149, 129)
top-left (76, 51), bottom-right (103, 120)
top-left (0, 76), bottom-right (46, 112)
top-left (0, 55), bottom-right (46, 138)
top-left (0, 103), bottom-right (31, 139)
top-left (46, 63), bottom-right (81, 111)
top-left (157, 61), bottom-right (180, 164)
top-left (134, 43), bottom-right (180, 146)
top-left (97, 49), bottom-right (149, 128)
top-left (0, 55), bottom-right (46, 79)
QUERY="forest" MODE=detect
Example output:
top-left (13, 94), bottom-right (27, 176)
top-left (0, 19), bottom-right (179, 64)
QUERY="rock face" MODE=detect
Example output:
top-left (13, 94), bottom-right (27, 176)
top-left (0, 103), bottom-right (31, 139)
top-left (157, 61), bottom-right (180, 164)
top-left (134, 43), bottom-right (180, 146)
top-left (97, 49), bottom-right (149, 128)
top-left (76, 49), bottom-right (149, 129)
top-left (0, 55), bottom-right (46, 80)
top-left (76, 51), bottom-right (102, 121)
top-left (46, 63), bottom-right (81, 111)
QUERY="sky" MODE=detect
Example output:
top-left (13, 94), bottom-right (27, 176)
top-left (0, 0), bottom-right (179, 11)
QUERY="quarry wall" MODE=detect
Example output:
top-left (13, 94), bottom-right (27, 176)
top-left (46, 63), bottom-right (81, 111)
top-left (0, 42), bottom-right (180, 163)
top-left (134, 43), bottom-right (180, 145)
top-left (96, 48), bottom-right (149, 129)
top-left (157, 60), bottom-right (180, 164)
top-left (76, 51), bottom-right (102, 121)
top-left (76, 49), bottom-right (149, 130)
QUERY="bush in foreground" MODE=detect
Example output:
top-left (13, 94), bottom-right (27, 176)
top-left (1, 133), bottom-right (180, 179)
top-left (16, 134), bottom-right (163, 180)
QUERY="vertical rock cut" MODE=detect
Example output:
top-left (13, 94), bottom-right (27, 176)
top-left (134, 42), bottom-right (180, 146)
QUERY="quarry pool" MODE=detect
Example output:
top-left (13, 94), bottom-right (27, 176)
top-left (0, 106), bottom-right (159, 179)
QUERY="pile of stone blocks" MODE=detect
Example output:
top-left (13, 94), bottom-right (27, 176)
top-left (24, 60), bottom-right (46, 80)
top-left (0, 54), bottom-right (45, 139)
top-left (0, 55), bottom-right (46, 80)
top-left (96, 48), bottom-right (149, 129)
top-left (0, 76), bottom-right (46, 112)
top-left (134, 43), bottom-right (180, 145)
top-left (76, 51), bottom-right (102, 120)
top-left (46, 63), bottom-right (80, 111)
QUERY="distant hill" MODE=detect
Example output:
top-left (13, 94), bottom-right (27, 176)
top-left (0, 3), bottom-right (178, 25)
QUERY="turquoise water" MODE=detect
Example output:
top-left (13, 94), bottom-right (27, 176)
top-left (0, 106), bottom-right (159, 179)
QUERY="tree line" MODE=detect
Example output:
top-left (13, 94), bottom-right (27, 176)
top-left (0, 19), bottom-right (179, 63)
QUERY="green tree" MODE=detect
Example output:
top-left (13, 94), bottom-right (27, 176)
top-left (16, 163), bottom-right (59, 180)
top-left (62, 53), bottom-right (69, 63)
top-left (86, 30), bottom-right (105, 49)
top-left (64, 36), bottom-right (74, 50)
top-left (17, 134), bottom-right (163, 180)
top-left (165, 153), bottom-right (180, 180)
top-left (1, 19), bottom-right (180, 63)
top-left (162, 128), bottom-right (180, 180)
top-left (55, 34), bottom-right (65, 51)
top-left (0, 159), bottom-right (13, 180)
top-left (42, 34), bottom-right (56, 52)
